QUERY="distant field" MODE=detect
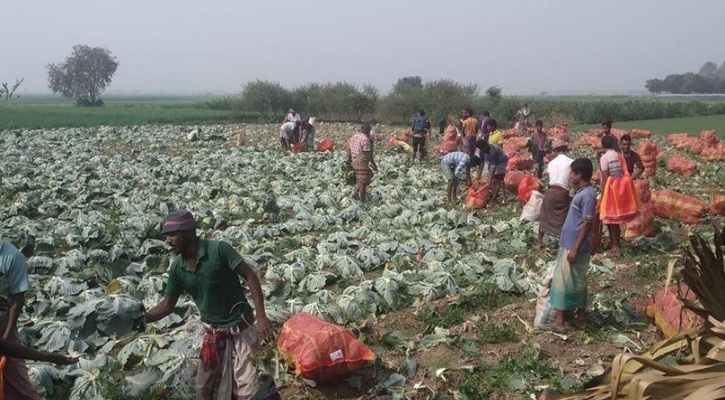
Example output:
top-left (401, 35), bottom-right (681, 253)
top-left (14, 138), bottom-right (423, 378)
top-left (570, 114), bottom-right (725, 137)
top-left (0, 95), bottom-right (256, 129)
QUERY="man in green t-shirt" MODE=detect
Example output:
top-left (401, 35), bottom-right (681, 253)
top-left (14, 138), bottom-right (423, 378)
top-left (139, 210), bottom-right (280, 400)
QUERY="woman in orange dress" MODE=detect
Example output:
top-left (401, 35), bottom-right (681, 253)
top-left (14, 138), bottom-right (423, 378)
top-left (598, 135), bottom-right (640, 255)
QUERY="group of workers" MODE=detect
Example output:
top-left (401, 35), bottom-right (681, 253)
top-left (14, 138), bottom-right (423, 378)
top-left (279, 108), bottom-right (316, 151)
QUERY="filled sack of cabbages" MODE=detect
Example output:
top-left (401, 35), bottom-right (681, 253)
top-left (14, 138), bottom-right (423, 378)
top-left (644, 284), bottom-right (703, 338)
top-left (711, 193), bottom-right (725, 216)
top-left (278, 313), bottom-right (375, 383)
top-left (666, 155), bottom-right (697, 176)
top-left (651, 190), bottom-right (708, 225)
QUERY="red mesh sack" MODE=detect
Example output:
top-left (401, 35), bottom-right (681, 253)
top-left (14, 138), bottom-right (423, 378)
top-left (623, 203), bottom-right (655, 240)
top-left (576, 135), bottom-right (602, 150)
top-left (645, 284), bottom-right (703, 338)
top-left (435, 140), bottom-right (458, 155)
top-left (278, 313), bottom-right (375, 383)
top-left (549, 125), bottom-right (570, 142)
top-left (395, 129), bottom-right (412, 142)
top-left (669, 134), bottom-right (703, 154)
top-left (711, 193), bottom-right (725, 216)
top-left (666, 155), bottom-right (697, 176)
top-left (504, 171), bottom-right (526, 192)
top-left (503, 128), bottom-right (520, 138)
top-left (502, 143), bottom-right (519, 158)
top-left (444, 125), bottom-right (458, 142)
top-left (700, 130), bottom-right (719, 147)
top-left (633, 179), bottom-right (651, 203)
top-left (506, 136), bottom-right (529, 150)
top-left (517, 174), bottom-right (539, 204)
top-left (590, 128), bottom-right (604, 137)
top-left (637, 141), bottom-right (657, 176)
top-left (611, 128), bottom-right (629, 139)
top-left (651, 190), bottom-right (707, 225)
top-left (317, 139), bottom-right (335, 152)
top-left (291, 142), bottom-right (304, 152)
top-left (701, 144), bottom-right (725, 162)
top-left (507, 154), bottom-right (533, 171)
top-left (466, 179), bottom-right (490, 209)
top-left (630, 129), bottom-right (651, 139)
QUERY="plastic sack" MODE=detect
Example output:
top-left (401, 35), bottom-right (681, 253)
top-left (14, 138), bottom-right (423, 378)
top-left (278, 313), bottom-right (375, 383)
top-left (645, 284), bottom-right (703, 338)
top-left (623, 203), bottom-right (655, 240)
top-left (666, 155), bottom-right (697, 176)
top-left (517, 174), bottom-right (539, 204)
top-left (637, 141), bottom-right (657, 176)
top-left (317, 139), bottom-right (335, 152)
top-left (520, 190), bottom-right (544, 221)
top-left (651, 189), bottom-right (708, 225)
top-left (711, 193), bottom-right (725, 216)
top-left (465, 179), bottom-right (490, 209)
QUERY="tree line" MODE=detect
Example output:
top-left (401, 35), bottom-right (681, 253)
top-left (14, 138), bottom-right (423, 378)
top-left (646, 61), bottom-right (725, 94)
top-left (211, 76), bottom-right (725, 126)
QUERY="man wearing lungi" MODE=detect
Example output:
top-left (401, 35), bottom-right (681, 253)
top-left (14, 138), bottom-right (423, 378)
top-left (543, 158), bottom-right (596, 332)
top-left (537, 139), bottom-right (574, 247)
top-left (348, 123), bottom-right (378, 203)
top-left (140, 210), bottom-right (281, 400)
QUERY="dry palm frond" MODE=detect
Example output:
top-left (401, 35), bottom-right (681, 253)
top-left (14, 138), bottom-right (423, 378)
top-left (549, 226), bottom-right (725, 400)
top-left (681, 226), bottom-right (725, 321)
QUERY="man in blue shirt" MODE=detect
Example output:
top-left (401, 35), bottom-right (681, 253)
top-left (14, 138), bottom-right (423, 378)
top-left (544, 158), bottom-right (596, 332)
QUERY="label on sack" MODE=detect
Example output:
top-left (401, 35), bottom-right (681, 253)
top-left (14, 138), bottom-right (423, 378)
top-left (329, 349), bottom-right (344, 362)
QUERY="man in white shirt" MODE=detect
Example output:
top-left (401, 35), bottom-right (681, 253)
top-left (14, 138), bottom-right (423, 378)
top-left (537, 139), bottom-right (574, 247)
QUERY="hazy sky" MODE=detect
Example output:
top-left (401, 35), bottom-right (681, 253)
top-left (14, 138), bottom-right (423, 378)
top-left (3, 0), bottom-right (724, 96)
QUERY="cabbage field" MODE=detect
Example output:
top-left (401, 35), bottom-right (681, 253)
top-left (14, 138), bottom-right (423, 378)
top-left (0, 123), bottom-right (722, 399)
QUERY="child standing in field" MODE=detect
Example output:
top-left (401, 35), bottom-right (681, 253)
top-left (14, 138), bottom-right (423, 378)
top-left (527, 120), bottom-right (550, 179)
top-left (543, 158), bottom-right (596, 332)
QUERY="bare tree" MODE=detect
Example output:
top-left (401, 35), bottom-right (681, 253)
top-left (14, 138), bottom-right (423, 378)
top-left (0, 78), bottom-right (23, 100)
